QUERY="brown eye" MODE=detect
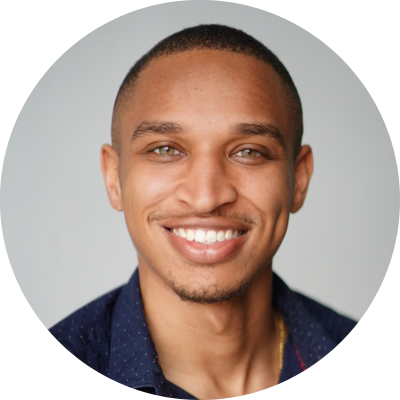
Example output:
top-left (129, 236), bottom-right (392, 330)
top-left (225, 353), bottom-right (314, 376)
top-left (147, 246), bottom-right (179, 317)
top-left (154, 146), bottom-right (182, 156)
top-left (234, 149), bottom-right (261, 158)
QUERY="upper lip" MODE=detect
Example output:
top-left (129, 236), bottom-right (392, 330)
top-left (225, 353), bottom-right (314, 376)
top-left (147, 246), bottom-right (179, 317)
top-left (162, 217), bottom-right (252, 231)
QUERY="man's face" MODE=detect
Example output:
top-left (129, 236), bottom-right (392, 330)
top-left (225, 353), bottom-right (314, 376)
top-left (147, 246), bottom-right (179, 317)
top-left (102, 50), bottom-right (312, 302)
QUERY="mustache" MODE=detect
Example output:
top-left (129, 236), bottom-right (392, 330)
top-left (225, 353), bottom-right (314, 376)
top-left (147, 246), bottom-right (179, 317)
top-left (149, 209), bottom-right (260, 227)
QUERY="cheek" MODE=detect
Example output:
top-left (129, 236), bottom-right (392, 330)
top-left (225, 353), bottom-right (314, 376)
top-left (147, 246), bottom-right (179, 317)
top-left (242, 168), bottom-right (293, 264)
top-left (123, 164), bottom-right (171, 206)
top-left (121, 162), bottom-right (181, 235)
top-left (240, 166), bottom-right (292, 216)
top-left (120, 165), bottom-right (169, 264)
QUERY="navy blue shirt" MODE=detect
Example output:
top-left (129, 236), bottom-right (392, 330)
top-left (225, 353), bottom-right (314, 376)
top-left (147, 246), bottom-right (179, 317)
top-left (50, 270), bottom-right (356, 398)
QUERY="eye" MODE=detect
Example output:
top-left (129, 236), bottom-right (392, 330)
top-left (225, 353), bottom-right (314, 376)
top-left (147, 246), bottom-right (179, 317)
top-left (153, 146), bottom-right (183, 156)
top-left (233, 149), bottom-right (262, 158)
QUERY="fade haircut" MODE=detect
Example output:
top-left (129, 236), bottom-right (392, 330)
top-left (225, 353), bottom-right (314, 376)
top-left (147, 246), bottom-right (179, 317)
top-left (112, 24), bottom-right (303, 156)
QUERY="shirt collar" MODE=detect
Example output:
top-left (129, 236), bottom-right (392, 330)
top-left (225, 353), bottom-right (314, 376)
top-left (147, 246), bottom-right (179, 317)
top-left (273, 273), bottom-right (337, 368)
top-left (108, 270), bottom-right (171, 396)
top-left (108, 269), bottom-right (336, 393)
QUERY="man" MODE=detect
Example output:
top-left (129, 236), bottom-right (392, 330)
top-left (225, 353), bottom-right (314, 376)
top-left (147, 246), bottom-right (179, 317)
top-left (50, 24), bottom-right (356, 398)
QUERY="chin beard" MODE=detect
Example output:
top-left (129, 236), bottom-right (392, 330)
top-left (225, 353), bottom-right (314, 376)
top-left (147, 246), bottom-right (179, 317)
top-left (166, 270), bottom-right (259, 304)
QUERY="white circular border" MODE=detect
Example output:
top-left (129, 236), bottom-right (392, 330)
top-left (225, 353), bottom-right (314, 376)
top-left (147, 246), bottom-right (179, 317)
top-left (1, 1), bottom-right (399, 398)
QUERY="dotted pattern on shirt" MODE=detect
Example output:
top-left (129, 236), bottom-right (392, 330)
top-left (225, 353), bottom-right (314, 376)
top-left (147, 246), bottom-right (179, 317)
top-left (50, 269), bottom-right (357, 396)
top-left (107, 272), bottom-right (171, 397)
top-left (273, 274), bottom-right (356, 369)
top-left (50, 286), bottom-right (122, 376)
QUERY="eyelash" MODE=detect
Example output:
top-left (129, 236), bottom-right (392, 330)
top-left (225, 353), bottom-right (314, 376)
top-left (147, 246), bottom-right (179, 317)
top-left (149, 145), bottom-right (271, 162)
top-left (231, 149), bottom-right (263, 159)
top-left (153, 146), bottom-right (184, 156)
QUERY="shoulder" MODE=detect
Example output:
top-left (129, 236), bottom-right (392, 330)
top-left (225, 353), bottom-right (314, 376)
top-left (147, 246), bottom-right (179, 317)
top-left (273, 273), bottom-right (357, 369)
top-left (49, 285), bottom-right (123, 352)
top-left (273, 273), bottom-right (357, 347)
top-left (294, 291), bottom-right (357, 343)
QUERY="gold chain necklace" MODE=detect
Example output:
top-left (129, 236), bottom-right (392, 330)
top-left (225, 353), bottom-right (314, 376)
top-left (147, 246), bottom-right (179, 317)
top-left (277, 311), bottom-right (286, 372)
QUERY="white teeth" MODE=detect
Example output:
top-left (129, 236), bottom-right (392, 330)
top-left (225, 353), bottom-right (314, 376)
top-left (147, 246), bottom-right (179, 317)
top-left (206, 230), bottom-right (217, 243)
top-left (186, 229), bottom-right (195, 241)
top-left (217, 231), bottom-right (226, 242)
top-left (195, 229), bottom-right (206, 243)
top-left (170, 227), bottom-right (243, 244)
top-left (178, 228), bottom-right (186, 239)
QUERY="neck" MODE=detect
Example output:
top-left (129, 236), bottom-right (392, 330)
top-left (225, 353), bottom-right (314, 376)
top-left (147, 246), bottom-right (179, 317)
top-left (139, 263), bottom-right (280, 399)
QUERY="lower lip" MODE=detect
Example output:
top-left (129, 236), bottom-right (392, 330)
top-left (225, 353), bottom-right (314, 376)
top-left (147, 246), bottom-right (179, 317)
top-left (164, 228), bottom-right (249, 264)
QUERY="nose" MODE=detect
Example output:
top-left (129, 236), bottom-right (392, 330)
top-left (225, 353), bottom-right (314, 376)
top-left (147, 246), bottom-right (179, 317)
top-left (174, 152), bottom-right (238, 214)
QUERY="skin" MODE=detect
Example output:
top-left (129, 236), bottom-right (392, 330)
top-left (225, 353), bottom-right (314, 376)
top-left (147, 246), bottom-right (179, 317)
top-left (101, 50), bottom-right (313, 398)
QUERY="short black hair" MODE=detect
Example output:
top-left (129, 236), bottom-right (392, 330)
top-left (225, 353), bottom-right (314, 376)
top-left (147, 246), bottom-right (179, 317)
top-left (112, 24), bottom-right (303, 155)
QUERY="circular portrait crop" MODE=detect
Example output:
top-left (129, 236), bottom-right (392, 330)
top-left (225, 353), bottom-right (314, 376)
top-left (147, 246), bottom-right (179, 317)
top-left (1, 1), bottom-right (399, 399)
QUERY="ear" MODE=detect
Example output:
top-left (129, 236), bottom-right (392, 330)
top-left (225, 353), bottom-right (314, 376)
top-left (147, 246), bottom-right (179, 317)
top-left (100, 144), bottom-right (123, 212)
top-left (291, 145), bottom-right (313, 213)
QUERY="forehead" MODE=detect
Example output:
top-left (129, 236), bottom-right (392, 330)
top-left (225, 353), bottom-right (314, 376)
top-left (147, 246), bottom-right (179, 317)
top-left (119, 50), bottom-right (293, 148)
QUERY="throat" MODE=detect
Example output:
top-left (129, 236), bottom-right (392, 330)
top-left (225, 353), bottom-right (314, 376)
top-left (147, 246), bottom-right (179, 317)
top-left (139, 264), bottom-right (278, 398)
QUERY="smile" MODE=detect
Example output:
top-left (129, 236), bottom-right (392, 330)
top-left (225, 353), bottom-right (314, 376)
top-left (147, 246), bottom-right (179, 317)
top-left (169, 228), bottom-right (246, 244)
top-left (163, 224), bottom-right (249, 264)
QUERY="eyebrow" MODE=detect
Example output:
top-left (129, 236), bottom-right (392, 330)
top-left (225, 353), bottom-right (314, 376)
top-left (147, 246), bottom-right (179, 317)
top-left (132, 120), bottom-right (286, 149)
top-left (132, 121), bottom-right (184, 142)
top-left (232, 123), bottom-right (286, 149)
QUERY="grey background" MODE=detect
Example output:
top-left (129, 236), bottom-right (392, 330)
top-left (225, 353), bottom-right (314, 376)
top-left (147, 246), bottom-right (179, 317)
top-left (1, 1), bottom-right (398, 328)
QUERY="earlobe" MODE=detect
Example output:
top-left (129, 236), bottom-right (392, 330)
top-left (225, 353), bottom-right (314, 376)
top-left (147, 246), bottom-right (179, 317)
top-left (291, 145), bottom-right (313, 213)
top-left (100, 144), bottom-right (123, 212)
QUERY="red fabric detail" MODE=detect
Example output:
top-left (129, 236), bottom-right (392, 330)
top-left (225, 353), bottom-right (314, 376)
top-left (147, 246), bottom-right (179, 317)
top-left (293, 342), bottom-right (306, 371)
top-left (167, 384), bottom-right (172, 397)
